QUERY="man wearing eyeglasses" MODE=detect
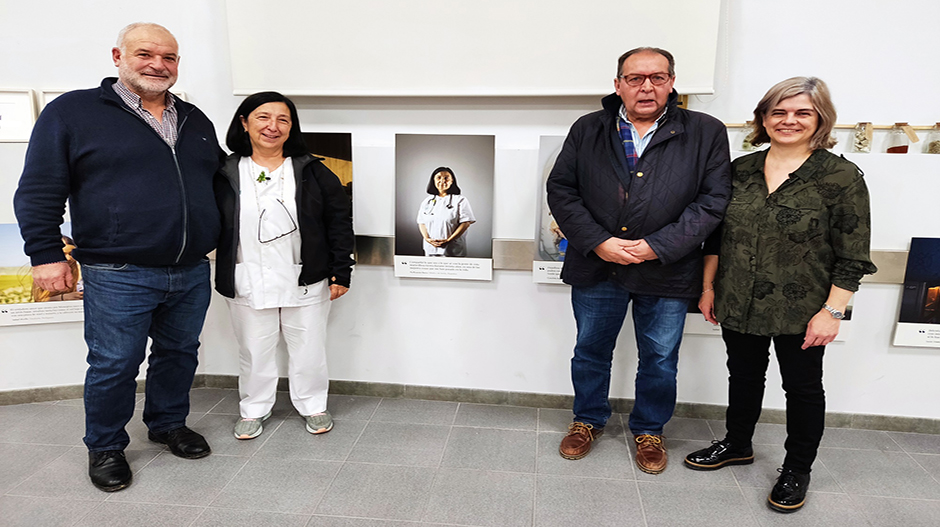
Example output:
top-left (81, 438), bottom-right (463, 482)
top-left (14, 23), bottom-right (221, 492)
top-left (547, 47), bottom-right (731, 474)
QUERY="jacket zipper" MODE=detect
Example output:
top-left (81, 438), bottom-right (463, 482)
top-left (115, 103), bottom-right (191, 264)
top-left (171, 111), bottom-right (190, 264)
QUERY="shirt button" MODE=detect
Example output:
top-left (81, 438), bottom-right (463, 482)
top-left (637, 172), bottom-right (644, 177)
top-left (621, 227), bottom-right (628, 232)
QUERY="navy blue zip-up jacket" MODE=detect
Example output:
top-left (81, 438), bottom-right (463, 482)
top-left (546, 91), bottom-right (732, 298)
top-left (14, 78), bottom-right (222, 267)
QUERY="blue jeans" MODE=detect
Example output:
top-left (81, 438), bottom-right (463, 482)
top-left (570, 281), bottom-right (688, 435)
top-left (81, 261), bottom-right (211, 452)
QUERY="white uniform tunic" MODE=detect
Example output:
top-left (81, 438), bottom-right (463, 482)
top-left (416, 193), bottom-right (476, 256)
top-left (231, 157), bottom-right (327, 308)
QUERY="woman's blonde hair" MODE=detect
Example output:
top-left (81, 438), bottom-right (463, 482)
top-left (750, 76), bottom-right (837, 150)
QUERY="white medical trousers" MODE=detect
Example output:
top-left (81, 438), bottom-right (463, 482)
top-left (227, 295), bottom-right (331, 418)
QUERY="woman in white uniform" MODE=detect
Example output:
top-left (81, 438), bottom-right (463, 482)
top-left (214, 92), bottom-right (355, 439)
top-left (416, 167), bottom-right (476, 257)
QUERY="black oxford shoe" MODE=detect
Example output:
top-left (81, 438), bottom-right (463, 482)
top-left (88, 450), bottom-right (132, 492)
top-left (148, 426), bottom-right (211, 459)
top-left (684, 439), bottom-right (754, 470)
top-left (768, 468), bottom-right (811, 513)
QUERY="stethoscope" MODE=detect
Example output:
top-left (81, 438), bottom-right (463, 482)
top-left (424, 194), bottom-right (454, 214)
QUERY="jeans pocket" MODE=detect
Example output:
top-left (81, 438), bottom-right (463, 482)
top-left (82, 262), bottom-right (129, 271)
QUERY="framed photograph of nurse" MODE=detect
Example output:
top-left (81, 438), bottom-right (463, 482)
top-left (394, 134), bottom-right (494, 280)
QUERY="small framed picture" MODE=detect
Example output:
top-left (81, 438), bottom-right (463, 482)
top-left (39, 90), bottom-right (67, 110)
top-left (0, 89), bottom-right (37, 142)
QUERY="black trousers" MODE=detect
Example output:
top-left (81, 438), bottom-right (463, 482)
top-left (722, 328), bottom-right (825, 474)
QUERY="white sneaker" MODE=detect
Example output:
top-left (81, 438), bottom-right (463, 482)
top-left (304, 411), bottom-right (333, 434)
top-left (233, 411), bottom-right (272, 440)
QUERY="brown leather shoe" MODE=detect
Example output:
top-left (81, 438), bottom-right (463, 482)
top-left (559, 422), bottom-right (604, 460)
top-left (634, 434), bottom-right (667, 474)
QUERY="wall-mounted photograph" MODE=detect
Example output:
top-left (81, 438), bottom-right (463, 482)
top-left (895, 237), bottom-right (940, 348)
top-left (0, 89), bottom-right (37, 142)
top-left (394, 134), bottom-right (494, 280)
top-left (302, 131), bottom-right (353, 213)
top-left (0, 222), bottom-right (84, 326)
top-left (533, 135), bottom-right (566, 284)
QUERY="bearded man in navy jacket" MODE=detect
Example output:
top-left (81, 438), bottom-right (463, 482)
top-left (547, 47), bottom-right (731, 474)
top-left (14, 23), bottom-right (222, 492)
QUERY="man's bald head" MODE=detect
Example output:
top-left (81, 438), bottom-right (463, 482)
top-left (112, 22), bottom-right (180, 99)
top-left (116, 22), bottom-right (177, 52)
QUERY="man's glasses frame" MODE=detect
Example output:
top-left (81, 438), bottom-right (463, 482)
top-left (618, 73), bottom-right (672, 87)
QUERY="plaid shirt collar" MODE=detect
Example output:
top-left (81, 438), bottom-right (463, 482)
top-left (112, 79), bottom-right (177, 114)
top-left (112, 80), bottom-right (179, 146)
top-left (617, 104), bottom-right (668, 162)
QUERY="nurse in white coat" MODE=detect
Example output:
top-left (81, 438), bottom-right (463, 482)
top-left (215, 92), bottom-right (354, 441)
top-left (416, 167), bottom-right (476, 257)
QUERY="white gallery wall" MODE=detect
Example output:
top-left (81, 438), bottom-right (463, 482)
top-left (1, 0), bottom-right (939, 420)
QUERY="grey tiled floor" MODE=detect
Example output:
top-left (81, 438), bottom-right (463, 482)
top-left (3, 389), bottom-right (940, 526)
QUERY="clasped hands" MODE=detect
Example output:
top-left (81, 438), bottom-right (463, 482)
top-left (593, 237), bottom-right (657, 265)
top-left (425, 238), bottom-right (450, 248)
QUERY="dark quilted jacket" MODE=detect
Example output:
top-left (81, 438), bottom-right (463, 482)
top-left (546, 91), bottom-right (731, 298)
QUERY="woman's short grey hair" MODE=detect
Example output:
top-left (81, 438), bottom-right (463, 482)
top-left (750, 76), bottom-right (837, 150)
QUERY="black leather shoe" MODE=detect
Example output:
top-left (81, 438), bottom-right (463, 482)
top-left (88, 450), bottom-right (132, 492)
top-left (684, 439), bottom-right (754, 470)
top-left (768, 468), bottom-right (811, 513)
top-left (148, 426), bottom-right (211, 459)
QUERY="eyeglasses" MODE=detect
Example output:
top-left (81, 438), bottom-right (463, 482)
top-left (258, 198), bottom-right (298, 243)
top-left (618, 73), bottom-right (672, 87)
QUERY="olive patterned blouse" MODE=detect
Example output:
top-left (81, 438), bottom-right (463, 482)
top-left (706, 149), bottom-right (878, 337)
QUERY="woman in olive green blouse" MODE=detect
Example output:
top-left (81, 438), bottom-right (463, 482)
top-left (684, 77), bottom-right (877, 513)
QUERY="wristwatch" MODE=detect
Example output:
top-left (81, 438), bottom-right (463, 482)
top-left (823, 303), bottom-right (845, 320)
